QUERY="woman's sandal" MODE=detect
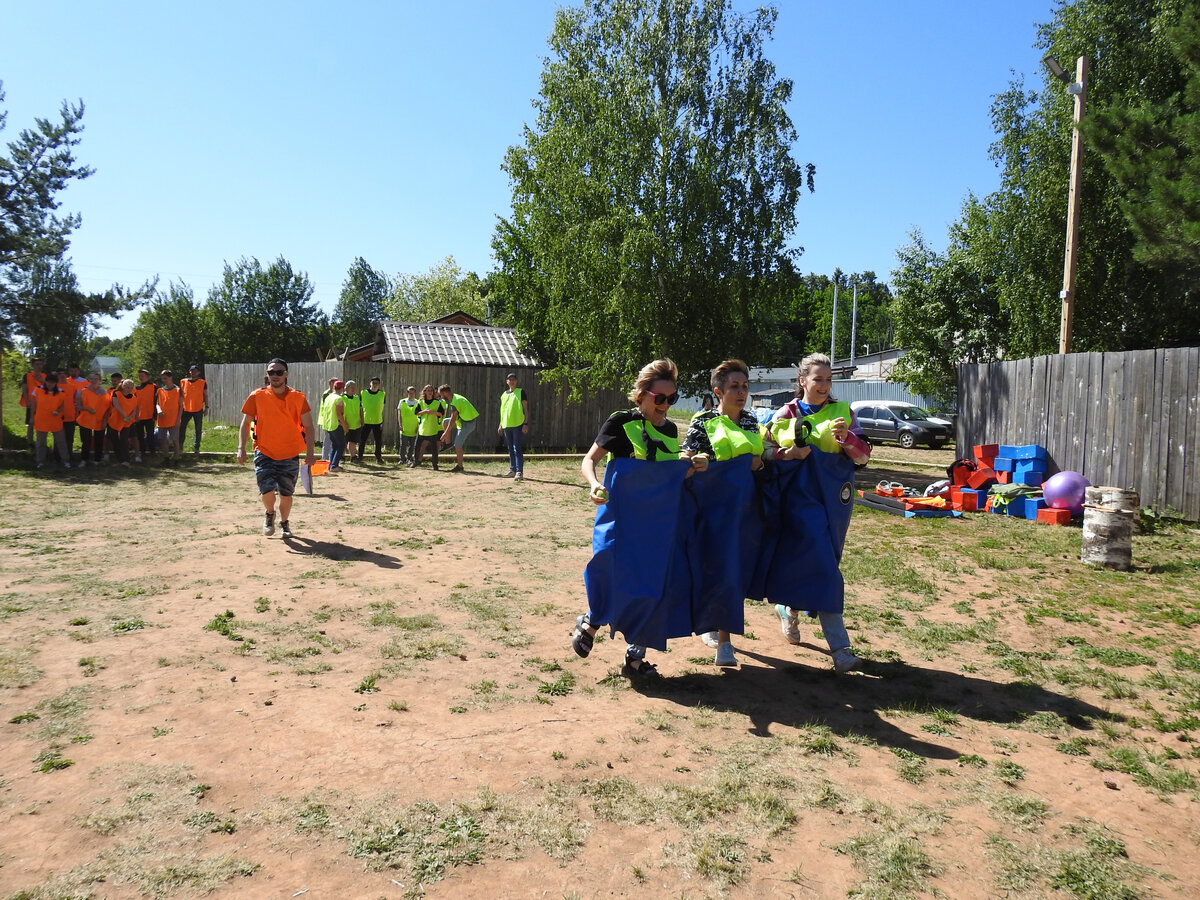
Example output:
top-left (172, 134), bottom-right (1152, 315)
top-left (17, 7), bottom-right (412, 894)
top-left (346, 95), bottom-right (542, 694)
top-left (572, 613), bottom-right (595, 658)
top-left (623, 654), bottom-right (660, 679)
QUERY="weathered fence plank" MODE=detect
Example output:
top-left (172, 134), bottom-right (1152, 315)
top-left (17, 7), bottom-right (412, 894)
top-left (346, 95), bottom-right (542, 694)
top-left (958, 346), bottom-right (1200, 521)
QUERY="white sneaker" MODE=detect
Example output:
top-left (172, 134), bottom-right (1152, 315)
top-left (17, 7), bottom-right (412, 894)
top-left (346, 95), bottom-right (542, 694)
top-left (776, 604), bottom-right (802, 645)
top-left (832, 648), bottom-right (861, 674)
top-left (514, 473), bottom-right (523, 482)
top-left (700, 631), bottom-right (720, 649)
top-left (262, 513), bottom-right (275, 536)
top-left (714, 641), bottom-right (737, 667)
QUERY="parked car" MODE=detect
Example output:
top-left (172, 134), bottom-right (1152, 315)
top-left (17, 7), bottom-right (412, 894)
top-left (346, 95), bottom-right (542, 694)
top-left (849, 400), bottom-right (953, 449)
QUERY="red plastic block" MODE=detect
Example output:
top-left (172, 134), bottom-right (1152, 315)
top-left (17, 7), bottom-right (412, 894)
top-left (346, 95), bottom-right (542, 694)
top-left (973, 443), bottom-right (999, 463)
top-left (997, 471), bottom-right (1012, 484)
top-left (958, 491), bottom-right (978, 512)
top-left (1037, 507), bottom-right (1071, 525)
top-left (966, 467), bottom-right (997, 490)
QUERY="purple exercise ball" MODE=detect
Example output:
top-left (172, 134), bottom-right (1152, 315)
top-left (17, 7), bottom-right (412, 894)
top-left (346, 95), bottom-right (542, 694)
top-left (1043, 470), bottom-right (1090, 515)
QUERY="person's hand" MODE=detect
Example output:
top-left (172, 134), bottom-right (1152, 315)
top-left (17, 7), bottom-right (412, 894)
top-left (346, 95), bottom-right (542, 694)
top-left (236, 449), bottom-right (247, 466)
top-left (830, 416), bottom-right (849, 440)
top-left (796, 445), bottom-right (813, 460)
top-left (522, 424), bottom-right (528, 434)
top-left (690, 452), bottom-right (709, 472)
top-left (750, 456), bottom-right (764, 472)
top-left (497, 426), bottom-right (503, 436)
top-left (304, 452), bottom-right (315, 467)
top-left (589, 484), bottom-right (609, 505)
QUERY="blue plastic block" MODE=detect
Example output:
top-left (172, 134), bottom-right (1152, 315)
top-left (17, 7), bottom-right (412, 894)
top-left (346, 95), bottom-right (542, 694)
top-left (1023, 497), bottom-right (1047, 520)
top-left (993, 457), bottom-right (1014, 472)
top-left (1010, 444), bottom-right (1047, 460)
top-left (1013, 468), bottom-right (1046, 486)
top-left (1005, 499), bottom-right (1025, 517)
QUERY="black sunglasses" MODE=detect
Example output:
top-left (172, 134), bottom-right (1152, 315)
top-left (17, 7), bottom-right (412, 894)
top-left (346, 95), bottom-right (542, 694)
top-left (267, 370), bottom-right (286, 376)
top-left (644, 390), bottom-right (679, 406)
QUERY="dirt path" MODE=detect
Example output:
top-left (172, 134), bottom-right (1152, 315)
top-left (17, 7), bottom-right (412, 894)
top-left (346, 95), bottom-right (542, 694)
top-left (1, 456), bottom-right (1198, 899)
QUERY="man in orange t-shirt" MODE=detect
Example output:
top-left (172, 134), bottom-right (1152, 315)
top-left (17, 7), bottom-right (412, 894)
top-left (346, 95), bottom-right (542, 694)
top-left (237, 358), bottom-right (315, 539)
top-left (180, 365), bottom-right (208, 454)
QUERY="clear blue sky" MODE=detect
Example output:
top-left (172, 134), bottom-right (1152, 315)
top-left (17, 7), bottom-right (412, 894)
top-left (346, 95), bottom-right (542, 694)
top-left (4, 1), bottom-right (1054, 338)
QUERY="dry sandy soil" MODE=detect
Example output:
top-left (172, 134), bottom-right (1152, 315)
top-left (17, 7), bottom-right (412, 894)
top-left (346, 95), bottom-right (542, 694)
top-left (1, 452), bottom-right (1198, 900)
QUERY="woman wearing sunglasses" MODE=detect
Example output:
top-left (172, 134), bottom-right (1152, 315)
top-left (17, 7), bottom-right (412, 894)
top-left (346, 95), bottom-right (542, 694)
top-left (575, 358), bottom-right (705, 679)
top-left (681, 358), bottom-right (764, 666)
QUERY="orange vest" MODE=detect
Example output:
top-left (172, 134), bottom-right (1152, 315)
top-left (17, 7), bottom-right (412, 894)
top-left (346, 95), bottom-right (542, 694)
top-left (32, 388), bottom-right (65, 432)
top-left (156, 386), bottom-right (182, 427)
top-left (135, 380), bottom-right (157, 418)
top-left (77, 387), bottom-right (111, 431)
top-left (109, 392), bottom-right (138, 431)
top-left (181, 377), bottom-right (206, 413)
top-left (20, 371), bottom-right (45, 407)
top-left (241, 387), bottom-right (310, 460)
top-left (59, 377), bottom-right (85, 422)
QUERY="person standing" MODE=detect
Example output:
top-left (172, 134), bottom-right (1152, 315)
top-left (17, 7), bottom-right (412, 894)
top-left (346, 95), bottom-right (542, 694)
top-left (342, 380), bottom-right (363, 463)
top-left (108, 379), bottom-right (140, 466)
top-left (180, 365), bottom-right (208, 454)
top-left (237, 359), bottom-right (315, 539)
top-left (413, 384), bottom-right (446, 469)
top-left (498, 373), bottom-right (529, 481)
top-left (318, 380), bottom-right (350, 471)
top-left (76, 372), bottom-right (111, 466)
top-left (20, 357), bottom-right (46, 448)
top-left (397, 385), bottom-right (420, 466)
top-left (358, 376), bottom-right (387, 463)
top-left (31, 372), bottom-right (70, 470)
top-left (134, 369), bottom-right (158, 456)
top-left (156, 370), bottom-right (184, 464)
top-left (58, 364), bottom-right (86, 463)
top-left (438, 383), bottom-right (479, 473)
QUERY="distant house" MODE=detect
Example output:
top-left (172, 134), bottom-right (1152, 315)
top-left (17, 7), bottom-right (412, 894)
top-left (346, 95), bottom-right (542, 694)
top-left (369, 320), bottom-right (540, 369)
top-left (91, 356), bottom-right (123, 377)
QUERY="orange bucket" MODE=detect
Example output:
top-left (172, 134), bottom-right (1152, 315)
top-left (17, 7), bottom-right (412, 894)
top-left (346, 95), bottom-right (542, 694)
top-left (309, 460), bottom-right (330, 476)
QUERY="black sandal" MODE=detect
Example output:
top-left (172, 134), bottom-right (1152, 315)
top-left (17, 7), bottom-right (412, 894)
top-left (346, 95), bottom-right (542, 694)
top-left (623, 654), bottom-right (660, 679)
top-left (572, 613), bottom-right (595, 658)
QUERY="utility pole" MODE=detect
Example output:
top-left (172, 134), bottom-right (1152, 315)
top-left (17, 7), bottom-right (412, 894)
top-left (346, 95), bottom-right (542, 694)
top-left (850, 280), bottom-right (859, 368)
top-left (830, 281), bottom-right (839, 362)
top-left (1046, 54), bottom-right (1088, 354)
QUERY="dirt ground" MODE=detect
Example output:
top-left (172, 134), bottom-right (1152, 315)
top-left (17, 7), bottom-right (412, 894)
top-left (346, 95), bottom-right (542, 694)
top-left (1, 452), bottom-right (1198, 900)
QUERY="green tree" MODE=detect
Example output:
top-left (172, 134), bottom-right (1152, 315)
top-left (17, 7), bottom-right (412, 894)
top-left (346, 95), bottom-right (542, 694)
top-left (890, 0), bottom-right (1200, 392)
top-left (1087, 0), bottom-right (1200, 266)
top-left (330, 257), bottom-right (391, 351)
top-left (1, 83), bottom-right (150, 352)
top-left (206, 257), bottom-right (328, 364)
top-left (386, 255), bottom-right (489, 323)
top-left (490, 0), bottom-right (813, 391)
top-left (129, 281), bottom-right (217, 375)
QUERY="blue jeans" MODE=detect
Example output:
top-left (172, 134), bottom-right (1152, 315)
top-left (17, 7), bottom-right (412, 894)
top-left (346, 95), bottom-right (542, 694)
top-left (180, 410), bottom-right (204, 451)
top-left (325, 427), bottom-right (346, 467)
top-left (502, 426), bottom-right (524, 473)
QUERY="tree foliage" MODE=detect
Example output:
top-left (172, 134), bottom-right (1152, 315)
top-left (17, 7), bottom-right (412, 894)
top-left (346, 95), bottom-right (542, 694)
top-left (0, 82), bottom-right (147, 353)
top-left (205, 257), bottom-right (329, 364)
top-left (386, 255), bottom-right (489, 323)
top-left (1086, 0), bottom-right (1200, 266)
top-left (491, 0), bottom-right (813, 391)
top-left (331, 256), bottom-right (391, 350)
top-left (129, 281), bottom-right (216, 375)
top-left (890, 0), bottom-right (1200, 396)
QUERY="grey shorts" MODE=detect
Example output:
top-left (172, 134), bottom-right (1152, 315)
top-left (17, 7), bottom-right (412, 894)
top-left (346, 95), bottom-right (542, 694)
top-left (452, 417), bottom-right (477, 448)
top-left (254, 452), bottom-right (299, 496)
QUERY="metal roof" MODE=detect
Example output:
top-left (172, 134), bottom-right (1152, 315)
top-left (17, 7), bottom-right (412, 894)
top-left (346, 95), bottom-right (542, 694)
top-left (375, 322), bottom-right (542, 368)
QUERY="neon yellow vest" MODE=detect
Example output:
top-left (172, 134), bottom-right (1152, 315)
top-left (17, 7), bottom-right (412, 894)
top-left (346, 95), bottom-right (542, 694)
top-left (703, 414), bottom-right (764, 461)
top-left (318, 392), bottom-right (342, 431)
top-left (770, 401), bottom-right (851, 454)
top-left (342, 394), bottom-right (363, 430)
top-left (605, 412), bottom-right (680, 461)
top-left (499, 388), bottom-right (525, 428)
top-left (416, 399), bottom-right (442, 436)
top-left (360, 389), bottom-right (386, 425)
top-left (398, 399), bottom-right (420, 436)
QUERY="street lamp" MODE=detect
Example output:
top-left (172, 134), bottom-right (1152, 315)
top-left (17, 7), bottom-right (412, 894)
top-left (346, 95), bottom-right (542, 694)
top-left (1043, 54), bottom-right (1088, 355)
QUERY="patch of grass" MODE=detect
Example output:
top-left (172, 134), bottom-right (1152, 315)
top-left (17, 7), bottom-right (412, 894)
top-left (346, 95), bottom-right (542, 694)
top-left (1092, 746), bottom-right (1196, 793)
top-left (891, 748), bottom-right (928, 784)
top-left (354, 673), bottom-right (381, 694)
top-left (111, 617), bottom-right (147, 633)
top-left (0, 647), bottom-right (42, 688)
top-left (996, 760), bottom-right (1026, 784)
top-left (835, 828), bottom-right (942, 899)
top-left (77, 655), bottom-right (104, 677)
top-left (1071, 643), bottom-right (1155, 668)
top-left (204, 609), bottom-right (250, 643)
top-left (537, 671), bottom-right (575, 696)
top-left (686, 832), bottom-right (748, 886)
top-left (349, 804), bottom-right (487, 884)
top-left (34, 748), bottom-right (74, 772)
top-left (992, 794), bottom-right (1049, 829)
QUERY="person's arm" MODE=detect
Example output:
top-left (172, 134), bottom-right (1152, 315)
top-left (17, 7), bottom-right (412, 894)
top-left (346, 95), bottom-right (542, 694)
top-left (521, 397), bottom-right (529, 434)
top-left (581, 442), bottom-right (609, 504)
top-left (300, 410), bottom-right (316, 464)
top-left (236, 413), bottom-right (251, 465)
top-left (29, 389), bottom-right (37, 420)
top-left (335, 398), bottom-right (348, 432)
top-left (442, 403), bottom-right (459, 440)
top-left (202, 381), bottom-right (209, 414)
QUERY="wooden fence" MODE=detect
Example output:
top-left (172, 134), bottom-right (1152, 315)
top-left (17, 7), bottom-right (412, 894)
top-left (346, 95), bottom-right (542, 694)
top-left (206, 362), bottom-right (628, 452)
top-left (957, 346), bottom-right (1200, 521)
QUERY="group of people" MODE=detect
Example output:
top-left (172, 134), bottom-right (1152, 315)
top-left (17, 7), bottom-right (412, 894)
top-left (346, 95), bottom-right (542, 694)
top-left (313, 374), bottom-right (529, 478)
top-left (573, 352), bottom-right (871, 677)
top-left (21, 359), bottom-right (209, 470)
top-left (235, 361), bottom-right (530, 538)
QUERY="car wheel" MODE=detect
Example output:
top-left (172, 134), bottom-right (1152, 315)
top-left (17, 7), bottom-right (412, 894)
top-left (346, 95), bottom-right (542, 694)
top-left (898, 432), bottom-right (916, 449)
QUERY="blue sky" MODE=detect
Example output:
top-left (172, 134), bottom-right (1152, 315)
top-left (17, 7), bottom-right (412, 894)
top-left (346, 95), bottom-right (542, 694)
top-left (4, 1), bottom-right (1054, 338)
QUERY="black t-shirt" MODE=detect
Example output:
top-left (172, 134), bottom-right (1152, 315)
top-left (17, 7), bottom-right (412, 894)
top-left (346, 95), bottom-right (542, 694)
top-left (595, 409), bottom-right (679, 459)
